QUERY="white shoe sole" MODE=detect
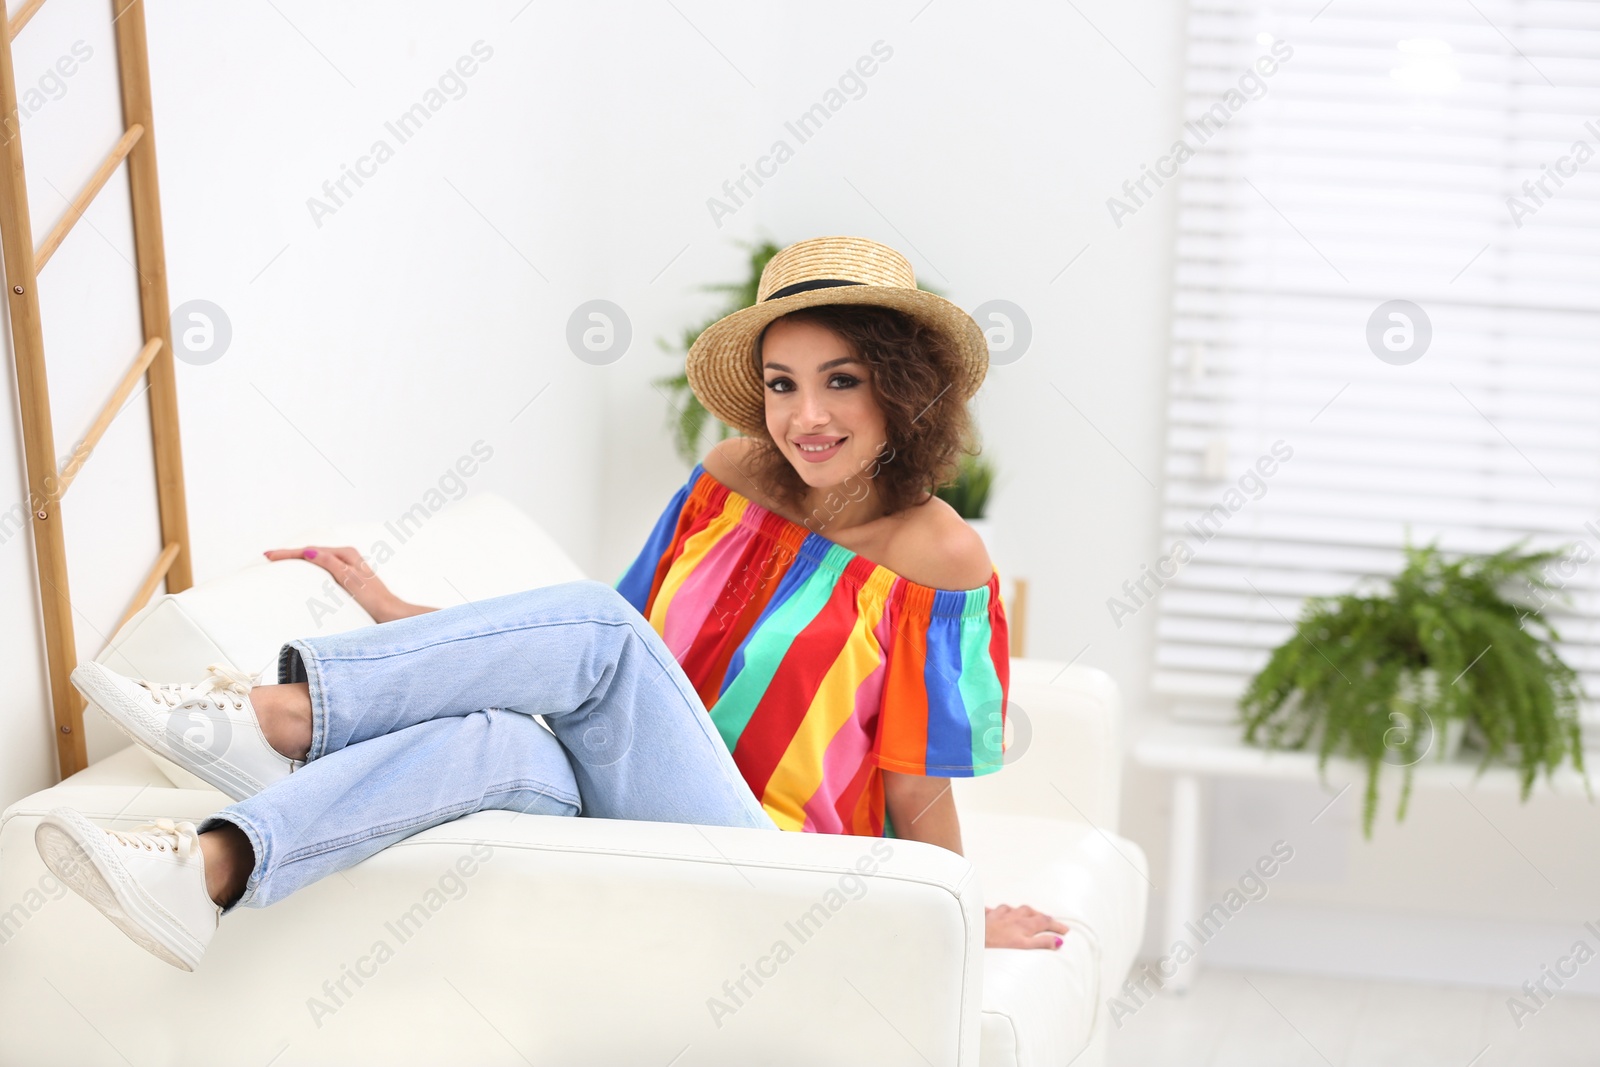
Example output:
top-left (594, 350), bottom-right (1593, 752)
top-left (70, 662), bottom-right (276, 801)
top-left (34, 809), bottom-right (205, 971)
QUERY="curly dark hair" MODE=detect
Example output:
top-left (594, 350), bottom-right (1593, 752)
top-left (746, 303), bottom-right (975, 521)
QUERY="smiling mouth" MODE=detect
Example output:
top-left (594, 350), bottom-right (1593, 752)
top-left (793, 436), bottom-right (846, 462)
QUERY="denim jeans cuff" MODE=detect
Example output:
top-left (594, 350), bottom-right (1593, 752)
top-left (198, 809), bottom-right (270, 913)
top-left (281, 639), bottom-right (333, 762)
top-left (274, 643), bottom-right (306, 686)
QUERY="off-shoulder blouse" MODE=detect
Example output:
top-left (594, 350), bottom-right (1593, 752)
top-left (615, 465), bottom-right (1010, 837)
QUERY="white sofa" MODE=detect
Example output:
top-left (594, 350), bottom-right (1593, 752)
top-left (0, 493), bottom-right (1147, 1066)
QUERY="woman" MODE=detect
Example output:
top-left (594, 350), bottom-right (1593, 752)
top-left (35, 235), bottom-right (1068, 970)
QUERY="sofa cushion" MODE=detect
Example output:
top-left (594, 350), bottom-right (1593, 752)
top-left (91, 493), bottom-right (587, 784)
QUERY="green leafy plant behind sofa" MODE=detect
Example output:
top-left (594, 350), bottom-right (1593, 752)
top-left (1238, 541), bottom-right (1590, 837)
top-left (654, 239), bottom-right (781, 465)
top-left (933, 453), bottom-right (996, 520)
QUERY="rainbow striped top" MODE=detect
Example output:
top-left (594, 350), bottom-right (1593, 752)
top-left (615, 465), bottom-right (1010, 838)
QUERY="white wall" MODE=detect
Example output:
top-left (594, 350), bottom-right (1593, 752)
top-left (0, 0), bottom-right (612, 804)
top-left (3, 0), bottom-right (1595, 992)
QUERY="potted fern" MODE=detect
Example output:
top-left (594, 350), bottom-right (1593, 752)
top-left (655, 237), bottom-right (951, 464)
top-left (1238, 541), bottom-right (1590, 837)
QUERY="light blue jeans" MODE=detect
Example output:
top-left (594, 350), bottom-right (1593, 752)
top-left (200, 580), bottom-right (778, 909)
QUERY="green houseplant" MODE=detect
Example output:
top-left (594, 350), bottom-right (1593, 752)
top-left (934, 452), bottom-right (996, 520)
top-left (654, 239), bottom-right (780, 465)
top-left (1238, 541), bottom-right (1590, 837)
top-left (654, 238), bottom-right (951, 465)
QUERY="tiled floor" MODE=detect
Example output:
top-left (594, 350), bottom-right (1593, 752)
top-left (1106, 967), bottom-right (1600, 1066)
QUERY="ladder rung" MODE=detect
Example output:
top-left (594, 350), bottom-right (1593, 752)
top-left (7, 0), bottom-right (48, 40)
top-left (106, 540), bottom-right (181, 648)
top-left (54, 337), bottom-right (162, 500)
top-left (34, 124), bottom-right (144, 272)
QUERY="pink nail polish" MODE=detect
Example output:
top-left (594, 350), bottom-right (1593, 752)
top-left (303, 549), bottom-right (318, 560)
top-left (1053, 936), bottom-right (1063, 948)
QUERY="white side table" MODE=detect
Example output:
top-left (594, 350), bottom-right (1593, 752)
top-left (1130, 719), bottom-right (1594, 993)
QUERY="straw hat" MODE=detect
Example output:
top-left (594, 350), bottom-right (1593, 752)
top-left (685, 236), bottom-right (989, 437)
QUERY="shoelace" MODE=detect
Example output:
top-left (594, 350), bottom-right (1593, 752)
top-left (137, 663), bottom-right (257, 713)
top-left (106, 818), bottom-right (201, 858)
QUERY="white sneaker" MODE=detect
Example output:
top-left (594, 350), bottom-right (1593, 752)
top-left (71, 661), bottom-right (301, 801)
top-left (34, 807), bottom-right (219, 971)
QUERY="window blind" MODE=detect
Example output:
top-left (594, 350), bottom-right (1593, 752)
top-left (1154, 0), bottom-right (1600, 727)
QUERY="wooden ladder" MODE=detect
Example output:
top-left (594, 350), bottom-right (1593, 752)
top-left (0, 0), bottom-right (190, 779)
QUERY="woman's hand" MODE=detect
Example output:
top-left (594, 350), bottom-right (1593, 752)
top-left (985, 904), bottom-right (1068, 950)
top-left (262, 546), bottom-right (434, 623)
top-left (881, 775), bottom-right (1066, 950)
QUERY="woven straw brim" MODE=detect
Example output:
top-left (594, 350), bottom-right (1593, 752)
top-left (686, 286), bottom-right (989, 438)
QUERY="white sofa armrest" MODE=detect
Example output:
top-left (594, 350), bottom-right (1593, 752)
top-left (952, 659), bottom-right (1125, 833)
top-left (0, 767), bottom-right (987, 1066)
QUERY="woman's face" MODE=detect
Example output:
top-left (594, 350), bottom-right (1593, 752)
top-left (760, 317), bottom-right (889, 491)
